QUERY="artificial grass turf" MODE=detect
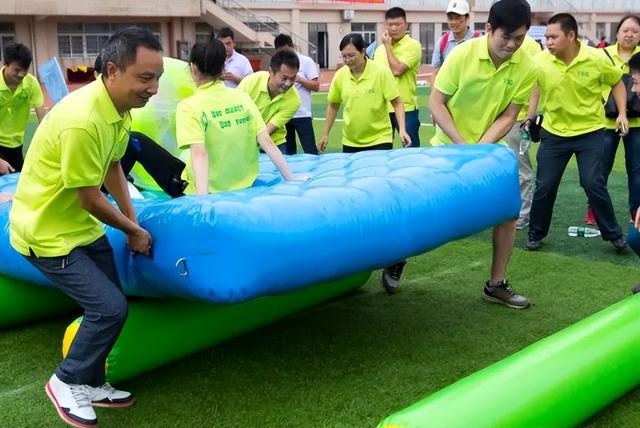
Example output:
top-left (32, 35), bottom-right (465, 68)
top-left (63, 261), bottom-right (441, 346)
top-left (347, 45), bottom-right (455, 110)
top-left (6, 96), bottom-right (639, 427)
top-left (1, 225), bottom-right (637, 427)
top-left (1, 166), bottom-right (638, 427)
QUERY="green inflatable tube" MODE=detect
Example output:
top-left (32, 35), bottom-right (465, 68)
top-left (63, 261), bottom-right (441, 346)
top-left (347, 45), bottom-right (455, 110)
top-left (0, 276), bottom-right (75, 328)
top-left (63, 271), bottom-right (371, 383)
top-left (379, 295), bottom-right (640, 428)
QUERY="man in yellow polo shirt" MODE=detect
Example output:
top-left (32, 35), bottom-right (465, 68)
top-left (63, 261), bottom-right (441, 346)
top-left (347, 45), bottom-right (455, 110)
top-left (10, 27), bottom-right (159, 428)
top-left (373, 7), bottom-right (422, 146)
top-left (525, 13), bottom-right (627, 253)
top-left (429, 0), bottom-right (536, 309)
top-left (237, 49), bottom-right (301, 153)
top-left (0, 42), bottom-right (46, 173)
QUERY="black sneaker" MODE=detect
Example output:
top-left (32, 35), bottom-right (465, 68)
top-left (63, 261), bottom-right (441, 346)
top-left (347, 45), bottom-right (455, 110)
top-left (632, 284), bottom-right (640, 294)
top-left (483, 280), bottom-right (530, 309)
top-left (524, 236), bottom-right (541, 251)
top-left (611, 236), bottom-right (627, 253)
top-left (380, 261), bottom-right (407, 294)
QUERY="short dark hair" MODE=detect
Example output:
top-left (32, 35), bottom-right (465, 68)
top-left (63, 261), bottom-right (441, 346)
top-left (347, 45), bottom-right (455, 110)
top-left (190, 37), bottom-right (226, 77)
top-left (385, 7), bottom-right (406, 21)
top-left (217, 27), bottom-right (235, 41)
top-left (630, 52), bottom-right (640, 73)
top-left (3, 42), bottom-right (32, 69)
top-left (488, 0), bottom-right (531, 34)
top-left (274, 34), bottom-right (294, 49)
top-left (615, 15), bottom-right (640, 35)
top-left (94, 54), bottom-right (103, 73)
top-left (339, 33), bottom-right (366, 52)
top-left (99, 26), bottom-right (162, 75)
top-left (270, 49), bottom-right (299, 72)
top-left (548, 13), bottom-right (579, 38)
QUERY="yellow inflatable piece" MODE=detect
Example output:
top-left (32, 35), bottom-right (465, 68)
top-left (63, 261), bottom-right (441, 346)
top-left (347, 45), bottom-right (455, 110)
top-left (62, 318), bottom-right (110, 373)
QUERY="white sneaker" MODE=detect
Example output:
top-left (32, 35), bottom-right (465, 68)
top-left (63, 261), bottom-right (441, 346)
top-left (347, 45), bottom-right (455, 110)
top-left (88, 383), bottom-right (135, 408)
top-left (45, 374), bottom-right (97, 428)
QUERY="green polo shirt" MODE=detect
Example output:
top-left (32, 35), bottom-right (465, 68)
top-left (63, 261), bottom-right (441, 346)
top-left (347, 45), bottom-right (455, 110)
top-left (536, 41), bottom-right (623, 137)
top-left (431, 35), bottom-right (538, 145)
top-left (0, 68), bottom-right (44, 148)
top-left (328, 60), bottom-right (399, 147)
top-left (373, 34), bottom-right (422, 112)
top-left (237, 71), bottom-right (300, 145)
top-left (10, 78), bottom-right (129, 257)
top-left (177, 80), bottom-right (265, 194)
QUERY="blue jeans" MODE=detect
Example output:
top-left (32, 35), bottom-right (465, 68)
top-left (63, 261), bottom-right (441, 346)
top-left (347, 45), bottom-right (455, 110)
top-left (285, 117), bottom-right (318, 155)
top-left (529, 129), bottom-right (623, 242)
top-left (389, 110), bottom-right (421, 147)
top-left (601, 127), bottom-right (640, 217)
top-left (25, 236), bottom-right (127, 386)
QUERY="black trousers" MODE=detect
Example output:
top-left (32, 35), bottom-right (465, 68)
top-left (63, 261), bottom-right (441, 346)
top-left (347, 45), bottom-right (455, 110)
top-left (0, 145), bottom-right (24, 172)
top-left (342, 142), bottom-right (393, 153)
top-left (121, 132), bottom-right (187, 198)
top-left (529, 128), bottom-right (623, 241)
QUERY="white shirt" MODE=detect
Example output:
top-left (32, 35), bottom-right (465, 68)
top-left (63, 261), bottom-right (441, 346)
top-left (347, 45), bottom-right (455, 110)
top-left (223, 50), bottom-right (254, 89)
top-left (293, 53), bottom-right (319, 118)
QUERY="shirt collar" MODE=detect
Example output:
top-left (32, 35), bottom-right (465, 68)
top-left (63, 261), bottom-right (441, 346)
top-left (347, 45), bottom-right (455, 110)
top-left (0, 68), bottom-right (8, 91)
top-left (610, 43), bottom-right (640, 62)
top-left (95, 77), bottom-right (129, 126)
top-left (449, 27), bottom-right (475, 44)
top-left (0, 67), bottom-right (22, 93)
top-left (349, 59), bottom-right (375, 81)
top-left (225, 50), bottom-right (239, 64)
top-left (197, 80), bottom-right (225, 92)
top-left (393, 34), bottom-right (409, 47)
top-left (550, 41), bottom-right (589, 67)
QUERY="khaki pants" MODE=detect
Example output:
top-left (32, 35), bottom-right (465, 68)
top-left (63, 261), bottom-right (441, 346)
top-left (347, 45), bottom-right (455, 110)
top-left (505, 121), bottom-right (534, 223)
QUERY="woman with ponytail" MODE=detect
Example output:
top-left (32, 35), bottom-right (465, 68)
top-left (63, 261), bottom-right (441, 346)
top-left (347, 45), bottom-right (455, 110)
top-left (177, 38), bottom-right (303, 195)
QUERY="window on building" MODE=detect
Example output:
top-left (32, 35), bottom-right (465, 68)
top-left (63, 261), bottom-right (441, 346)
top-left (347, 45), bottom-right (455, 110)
top-left (441, 22), bottom-right (449, 35)
top-left (419, 23), bottom-right (434, 64)
top-left (0, 23), bottom-right (16, 63)
top-left (595, 22), bottom-right (607, 42)
top-left (308, 23), bottom-right (327, 68)
top-left (196, 23), bottom-right (215, 43)
top-left (474, 22), bottom-right (485, 33)
top-left (351, 23), bottom-right (377, 46)
top-left (245, 22), bottom-right (279, 34)
top-left (57, 22), bottom-right (161, 58)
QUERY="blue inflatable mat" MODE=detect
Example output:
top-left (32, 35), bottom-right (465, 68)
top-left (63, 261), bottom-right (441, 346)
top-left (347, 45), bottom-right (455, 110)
top-left (0, 145), bottom-right (519, 303)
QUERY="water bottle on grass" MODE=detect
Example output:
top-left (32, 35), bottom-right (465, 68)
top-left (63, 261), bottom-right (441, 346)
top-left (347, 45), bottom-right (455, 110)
top-left (568, 226), bottom-right (600, 238)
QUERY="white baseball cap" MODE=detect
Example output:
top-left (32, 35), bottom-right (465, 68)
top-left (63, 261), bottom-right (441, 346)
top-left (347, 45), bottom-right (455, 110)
top-left (446, 0), bottom-right (470, 15)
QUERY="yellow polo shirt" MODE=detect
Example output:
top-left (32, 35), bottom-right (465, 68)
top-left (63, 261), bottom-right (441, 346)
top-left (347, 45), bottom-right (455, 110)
top-left (431, 36), bottom-right (538, 145)
top-left (517, 36), bottom-right (543, 122)
top-left (236, 71), bottom-right (300, 145)
top-left (176, 80), bottom-right (265, 194)
top-left (0, 68), bottom-right (44, 148)
top-left (10, 78), bottom-right (129, 257)
top-left (373, 34), bottom-right (422, 112)
top-left (328, 60), bottom-right (399, 148)
top-left (536, 42), bottom-right (622, 137)
top-left (602, 43), bottom-right (640, 130)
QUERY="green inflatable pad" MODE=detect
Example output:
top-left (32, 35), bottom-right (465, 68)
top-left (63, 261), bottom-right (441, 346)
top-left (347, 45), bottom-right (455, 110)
top-left (379, 294), bottom-right (640, 428)
top-left (0, 275), bottom-right (75, 328)
top-left (63, 271), bottom-right (371, 383)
